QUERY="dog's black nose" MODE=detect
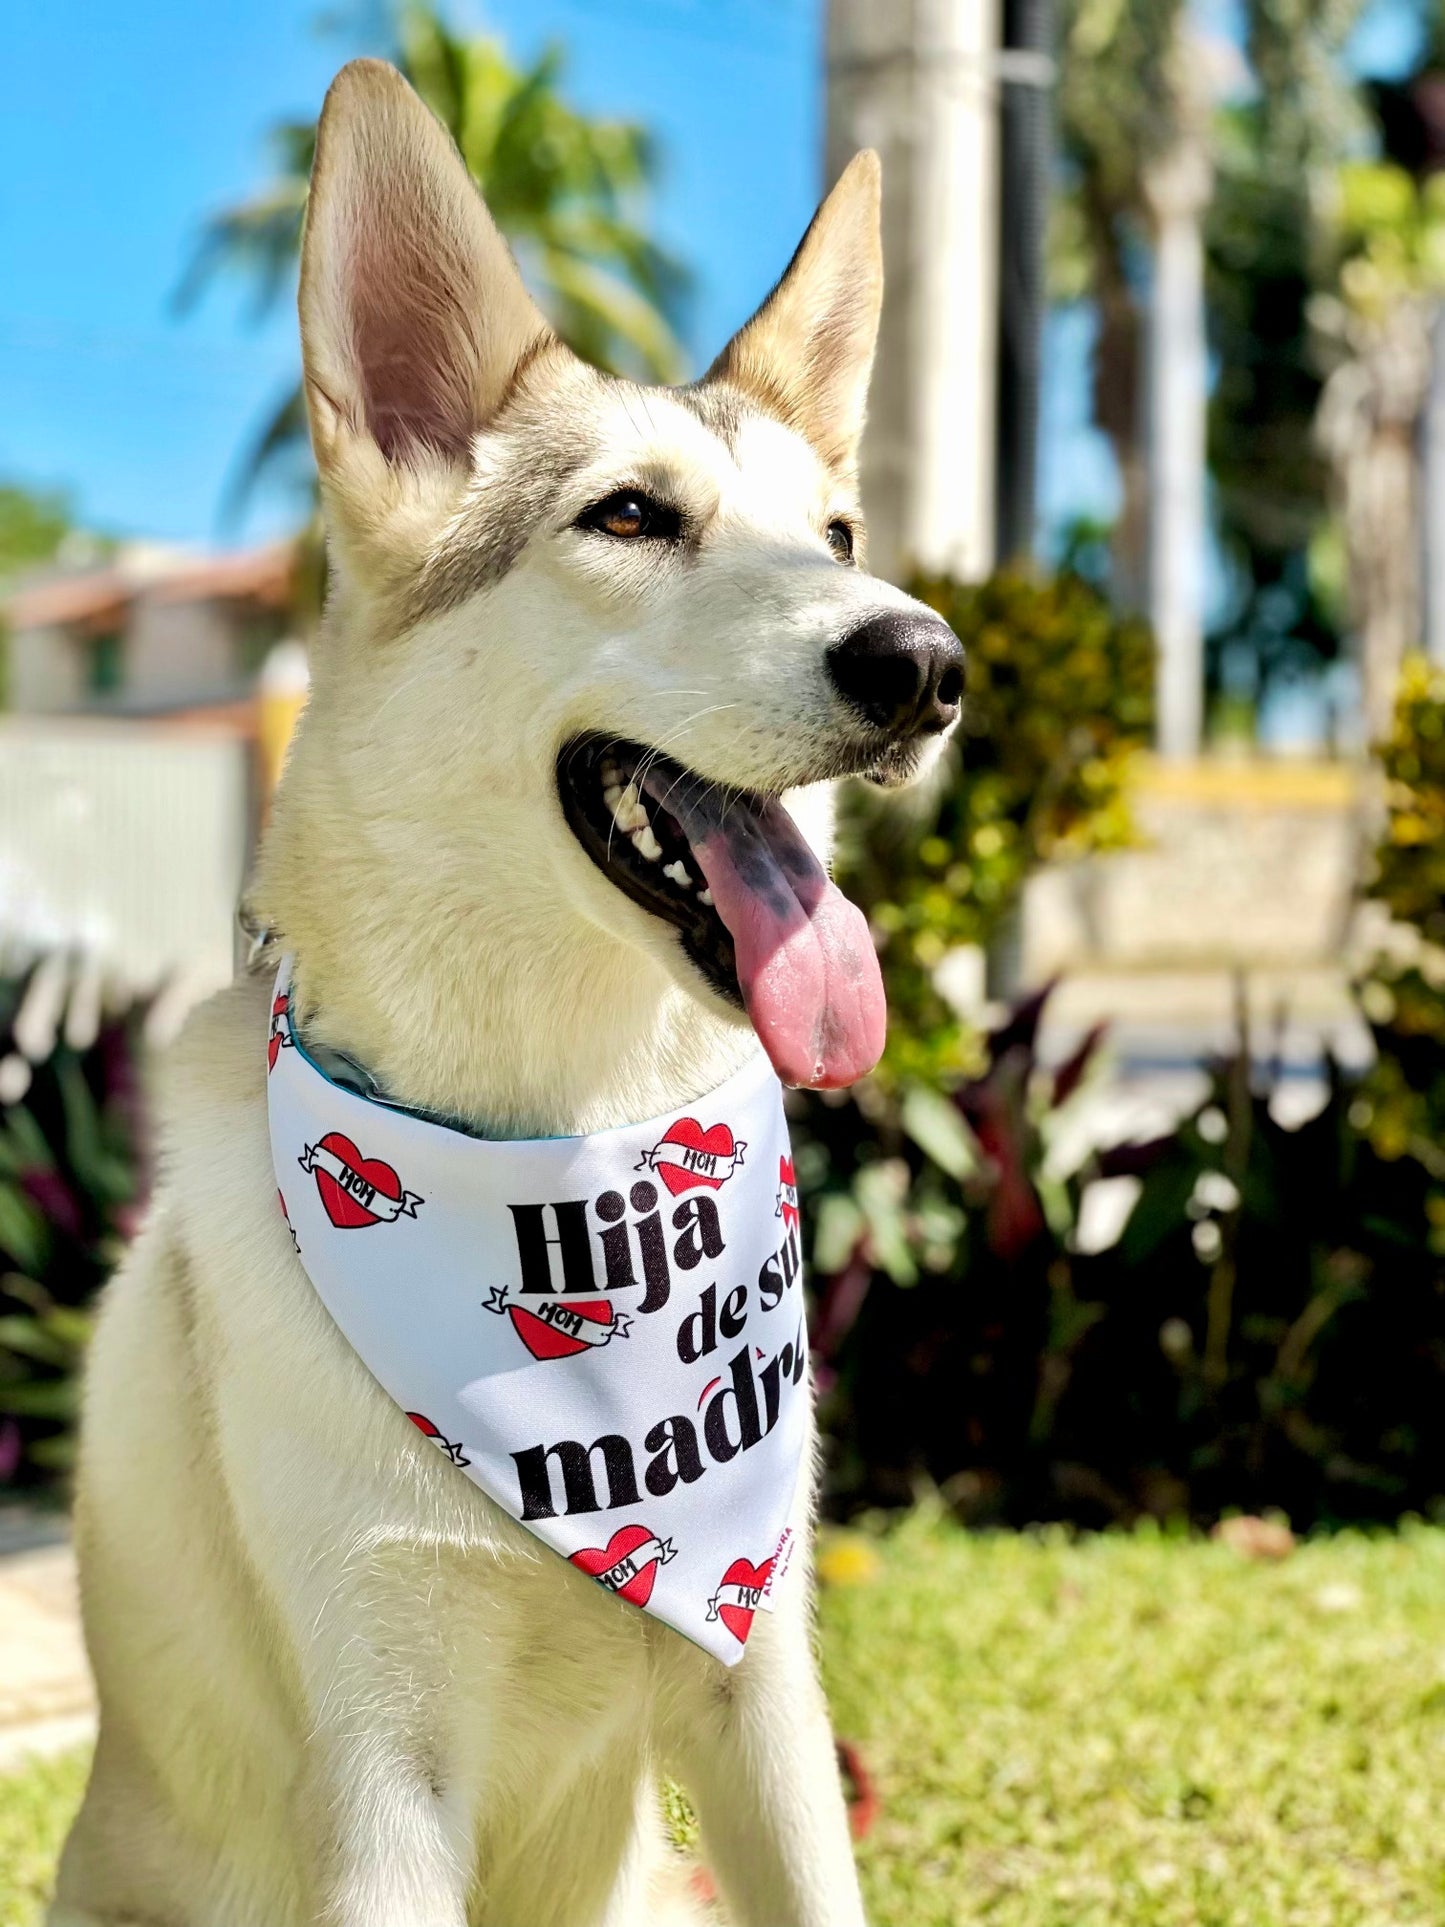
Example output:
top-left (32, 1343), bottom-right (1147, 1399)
top-left (826, 610), bottom-right (965, 737)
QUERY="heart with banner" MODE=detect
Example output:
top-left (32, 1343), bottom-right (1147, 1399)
top-left (706, 1555), bottom-right (776, 1644)
top-left (570, 1524), bottom-right (677, 1607)
top-left (267, 991), bottom-right (293, 1071)
top-left (636, 1116), bottom-right (747, 1197)
top-left (776, 1154), bottom-right (800, 1233)
top-left (300, 1133), bottom-right (424, 1229)
top-left (406, 1412), bottom-right (470, 1467)
top-left (483, 1282), bottom-right (631, 1361)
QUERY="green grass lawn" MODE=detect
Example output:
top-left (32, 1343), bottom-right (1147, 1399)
top-left (7, 1515), bottom-right (1445, 1925)
top-left (0, 1750), bottom-right (87, 1927)
top-left (822, 1512), bottom-right (1445, 1926)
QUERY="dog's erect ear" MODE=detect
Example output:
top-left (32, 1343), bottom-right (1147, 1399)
top-left (707, 151), bottom-right (882, 475)
top-left (300, 59), bottom-right (551, 476)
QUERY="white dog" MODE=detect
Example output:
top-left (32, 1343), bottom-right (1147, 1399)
top-left (53, 60), bottom-right (961, 1927)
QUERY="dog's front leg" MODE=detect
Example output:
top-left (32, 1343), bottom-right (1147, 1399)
top-left (662, 1603), bottom-right (867, 1927)
top-left (299, 1710), bottom-right (474, 1927)
top-left (286, 1577), bottom-right (477, 1927)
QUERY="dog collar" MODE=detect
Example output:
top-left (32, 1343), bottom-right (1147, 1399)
top-left (265, 959), bottom-right (807, 1665)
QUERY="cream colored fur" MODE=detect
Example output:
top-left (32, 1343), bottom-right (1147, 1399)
top-left (53, 60), bottom-right (951, 1927)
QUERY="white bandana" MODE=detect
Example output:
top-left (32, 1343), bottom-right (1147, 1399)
top-left (265, 960), bottom-right (807, 1665)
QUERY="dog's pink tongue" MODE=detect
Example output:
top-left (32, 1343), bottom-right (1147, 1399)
top-left (646, 775), bottom-right (886, 1089)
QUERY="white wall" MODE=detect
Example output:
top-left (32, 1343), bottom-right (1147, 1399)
top-left (6, 597), bottom-right (250, 716)
top-left (0, 719), bottom-right (251, 992)
top-left (126, 598), bottom-right (244, 706)
top-left (7, 624), bottom-right (88, 712)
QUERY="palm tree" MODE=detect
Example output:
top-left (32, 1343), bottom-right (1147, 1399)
top-left (1055, 0), bottom-right (1183, 609)
top-left (179, 6), bottom-right (689, 508)
top-left (1057, 0), bottom-right (1368, 751)
top-left (1056, 0), bottom-right (1215, 752)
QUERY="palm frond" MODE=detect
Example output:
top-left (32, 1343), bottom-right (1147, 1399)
top-left (181, 4), bottom-right (692, 527)
top-left (219, 382), bottom-right (311, 524)
top-left (540, 251), bottom-right (688, 383)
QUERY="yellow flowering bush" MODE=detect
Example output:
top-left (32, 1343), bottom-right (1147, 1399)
top-left (1354, 656), bottom-right (1445, 1223)
top-left (1371, 654), bottom-right (1445, 945)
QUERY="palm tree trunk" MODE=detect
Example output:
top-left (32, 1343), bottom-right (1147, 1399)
top-left (1144, 49), bottom-right (1212, 761)
top-left (1318, 299), bottom-right (1432, 741)
top-left (1082, 189), bottom-right (1147, 609)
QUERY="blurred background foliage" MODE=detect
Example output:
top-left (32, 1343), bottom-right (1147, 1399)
top-left (836, 568), bottom-right (1153, 1086)
top-left (1353, 653), bottom-right (1445, 1178)
top-left (782, 635), bottom-right (1445, 1533)
top-left (0, 985), bottom-right (151, 1484)
top-left (1053, 0), bottom-right (1182, 605)
top-left (1204, 0), bottom-right (1364, 700)
top-left (0, 490), bottom-right (73, 588)
top-left (798, 978), bottom-right (1445, 1530)
top-left (1054, 0), bottom-right (1445, 731)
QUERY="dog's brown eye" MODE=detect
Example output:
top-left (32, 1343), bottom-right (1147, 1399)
top-left (577, 490), bottom-right (682, 544)
top-left (826, 519), bottom-right (855, 564)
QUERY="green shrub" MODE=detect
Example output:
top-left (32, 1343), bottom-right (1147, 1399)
top-left (796, 644), bottom-right (1445, 1529)
top-left (1370, 655), bottom-right (1445, 941)
top-left (801, 980), bottom-right (1445, 1528)
top-left (1351, 655), bottom-right (1445, 1192)
top-left (0, 972), bottom-right (151, 1484)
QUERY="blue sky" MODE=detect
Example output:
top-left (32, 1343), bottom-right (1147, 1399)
top-left (0, 0), bottom-right (822, 545)
top-left (0, 0), bottom-right (1424, 553)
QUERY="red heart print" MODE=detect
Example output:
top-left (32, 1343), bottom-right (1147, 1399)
top-left (777, 1153), bottom-right (800, 1232)
top-left (509, 1299), bottom-right (618, 1361)
top-left (406, 1412), bottom-right (469, 1466)
top-left (268, 993), bottom-right (289, 1070)
top-left (313, 1133), bottom-right (405, 1228)
top-left (277, 1189), bottom-right (299, 1253)
top-left (653, 1118), bottom-right (738, 1196)
top-left (714, 1556), bottom-right (775, 1644)
top-left (570, 1524), bottom-right (668, 1607)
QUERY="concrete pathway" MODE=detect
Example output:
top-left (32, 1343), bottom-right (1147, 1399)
top-left (0, 1507), bottom-right (94, 1773)
top-left (1038, 963), bottom-right (1371, 1077)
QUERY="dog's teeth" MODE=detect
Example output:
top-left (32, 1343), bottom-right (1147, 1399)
top-left (612, 783), bottom-right (650, 834)
top-left (603, 784), bottom-right (623, 812)
top-left (663, 860), bottom-right (692, 889)
top-left (632, 825), bottom-right (663, 862)
top-left (698, 888), bottom-right (714, 907)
